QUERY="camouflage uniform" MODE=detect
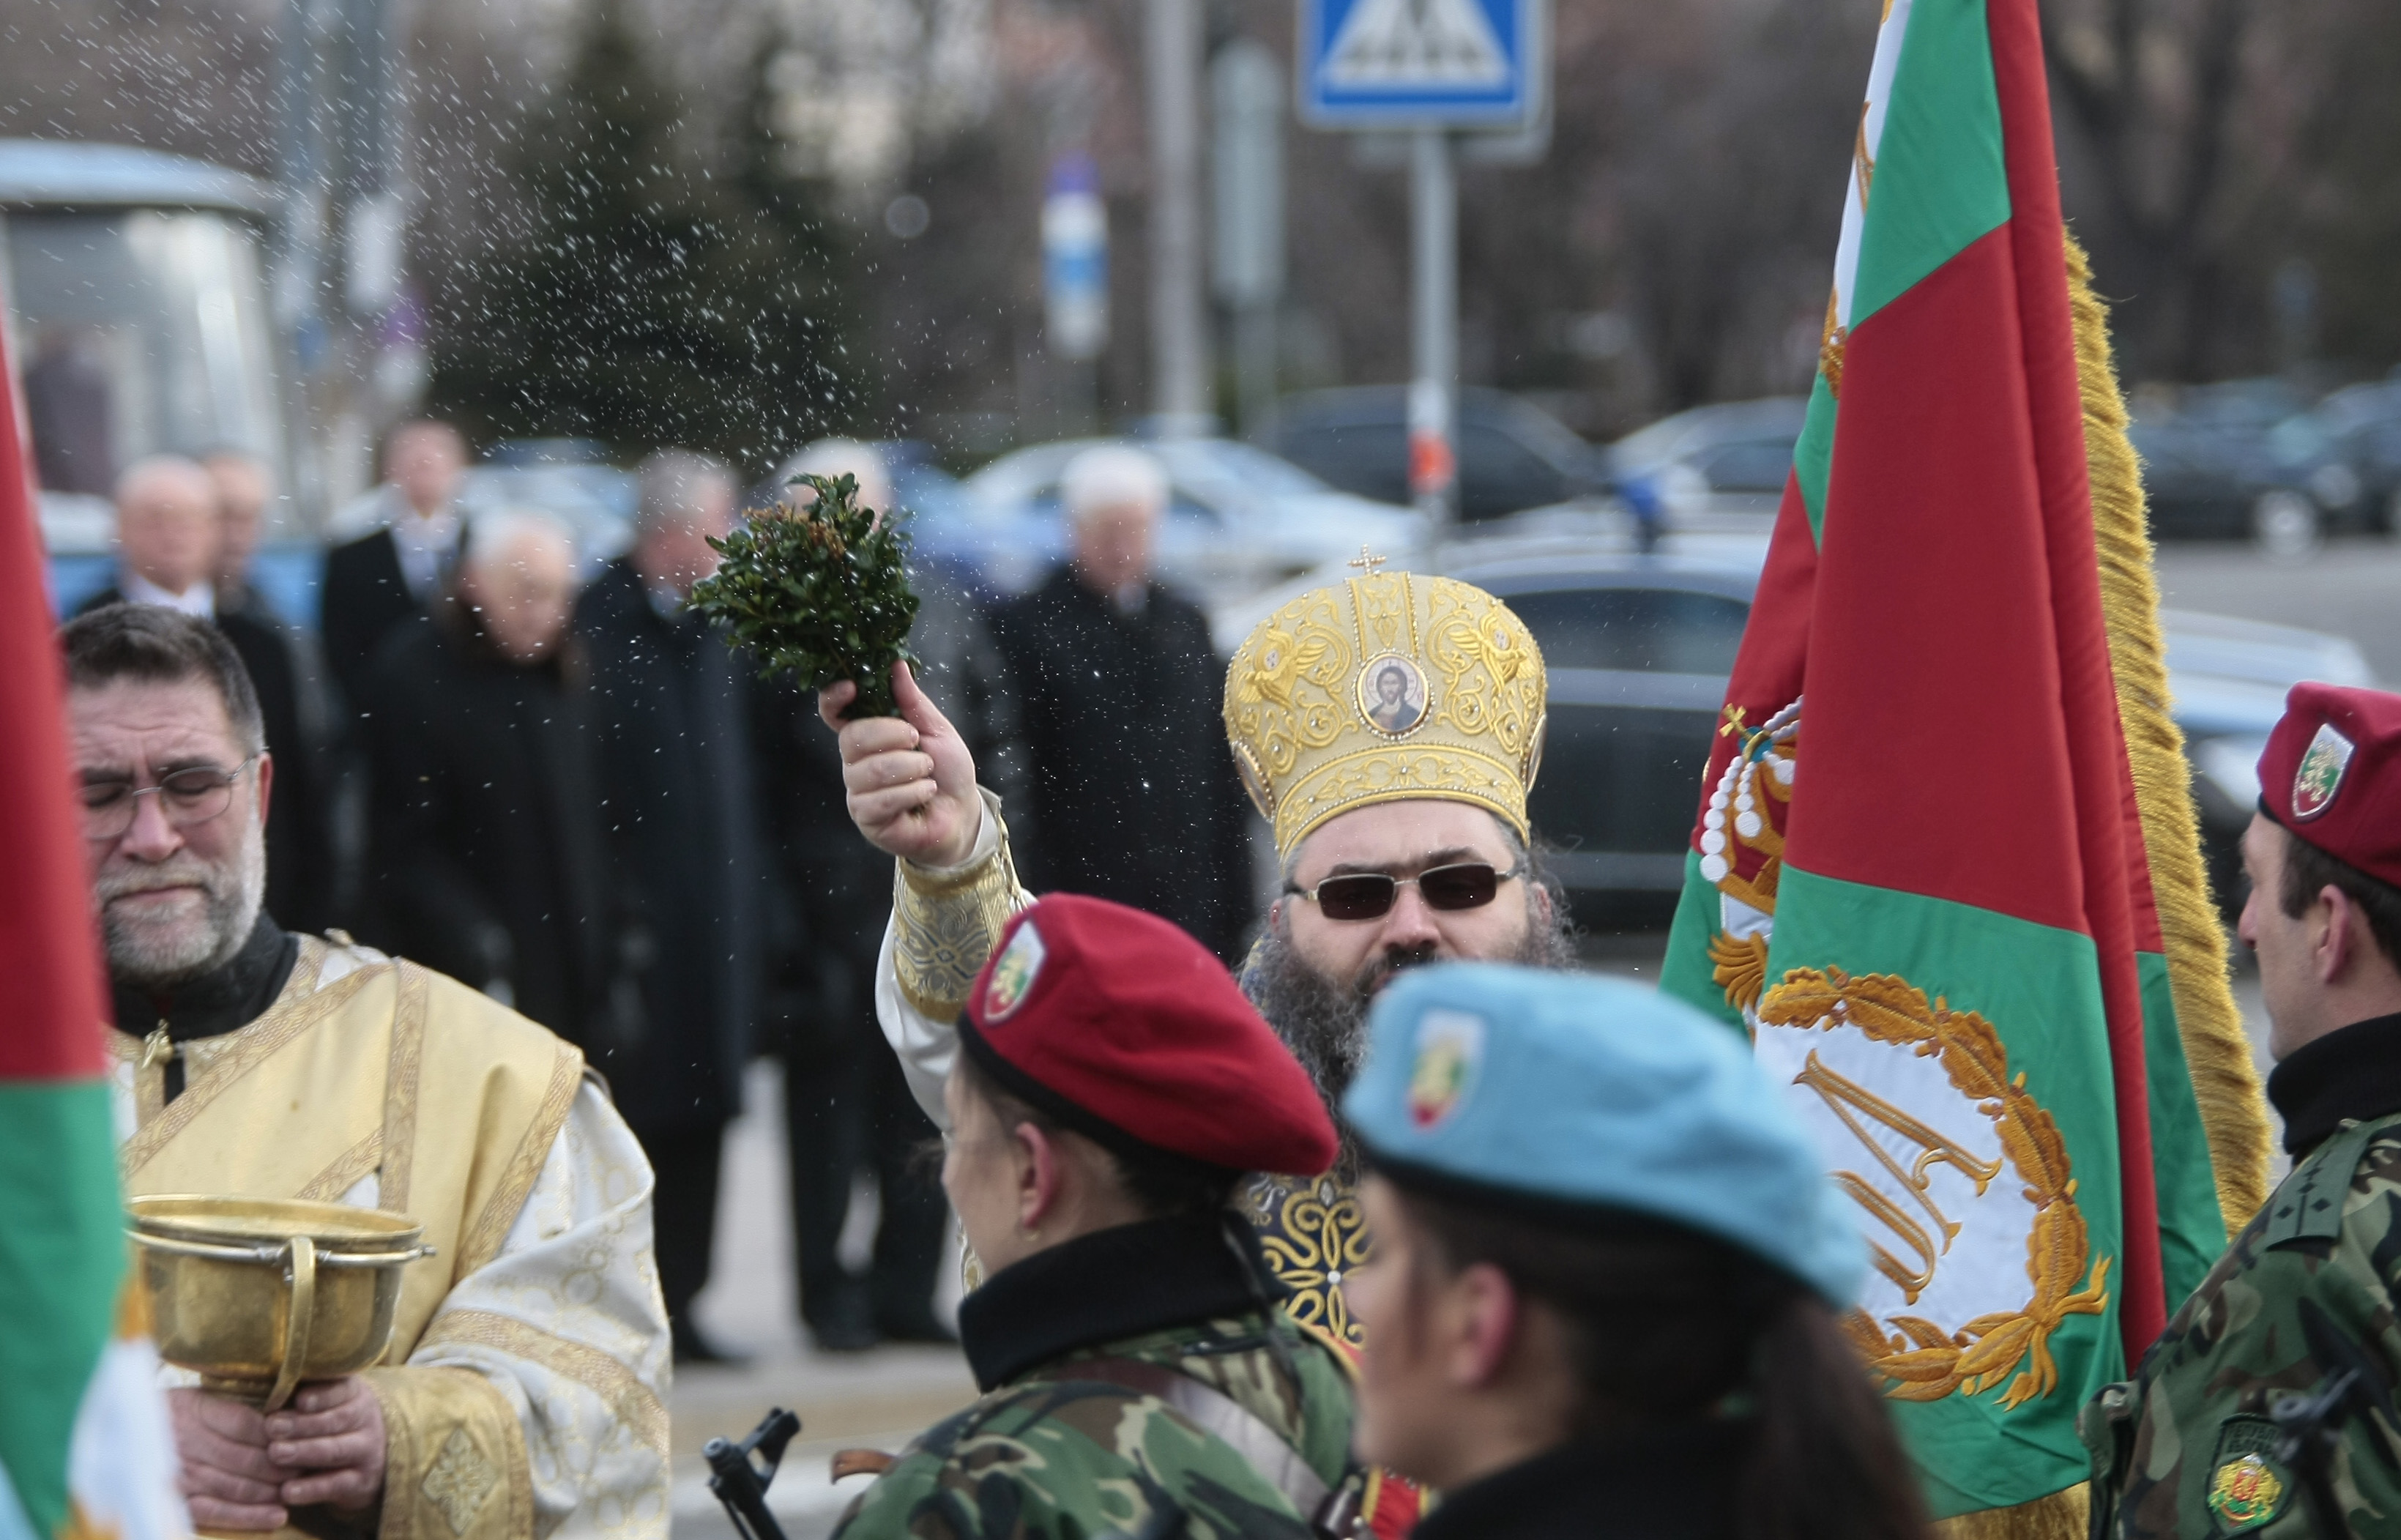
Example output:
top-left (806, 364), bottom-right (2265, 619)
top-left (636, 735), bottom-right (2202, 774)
top-left (835, 1219), bottom-right (1358, 1540)
top-left (2084, 1082), bottom-right (2401, 1538)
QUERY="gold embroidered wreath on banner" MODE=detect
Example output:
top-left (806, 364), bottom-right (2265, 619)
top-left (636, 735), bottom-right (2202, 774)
top-left (1757, 967), bottom-right (2112, 1410)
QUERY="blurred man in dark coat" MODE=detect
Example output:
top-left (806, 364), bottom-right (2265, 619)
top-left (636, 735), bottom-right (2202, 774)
top-left (80, 456), bottom-right (334, 933)
top-left (322, 420), bottom-right (467, 707)
top-left (577, 450), bottom-right (763, 1364)
top-left (205, 449), bottom-right (338, 931)
top-left (991, 445), bottom-right (1254, 961)
top-left (751, 440), bottom-right (1037, 1350)
top-left (357, 510), bottom-right (613, 1039)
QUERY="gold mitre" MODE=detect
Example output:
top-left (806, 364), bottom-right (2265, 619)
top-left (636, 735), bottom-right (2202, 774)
top-left (1222, 561), bottom-right (1547, 858)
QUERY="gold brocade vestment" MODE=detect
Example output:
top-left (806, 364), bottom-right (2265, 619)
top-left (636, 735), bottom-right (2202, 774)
top-left (108, 935), bottom-right (652, 1540)
top-left (1238, 1172), bottom-right (1371, 1347)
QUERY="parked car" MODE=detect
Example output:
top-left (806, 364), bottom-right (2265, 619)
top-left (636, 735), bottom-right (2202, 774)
top-left (1604, 398), bottom-right (1808, 527)
top-left (1270, 387), bottom-right (1606, 523)
top-left (1445, 546), bottom-right (1760, 915)
top-left (1212, 533), bottom-right (2375, 920)
top-left (948, 436), bottom-right (1425, 607)
top-left (2290, 373), bottom-right (2401, 537)
top-left (2129, 377), bottom-right (2365, 556)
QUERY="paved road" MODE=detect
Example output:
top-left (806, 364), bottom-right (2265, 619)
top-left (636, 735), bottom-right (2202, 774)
top-left (669, 533), bottom-right (2389, 1533)
top-left (2154, 535), bottom-right (2401, 684)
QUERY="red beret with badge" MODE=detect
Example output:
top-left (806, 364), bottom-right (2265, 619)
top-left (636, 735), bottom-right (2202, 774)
top-left (960, 893), bottom-right (1338, 1178)
top-left (2257, 682), bottom-right (2401, 888)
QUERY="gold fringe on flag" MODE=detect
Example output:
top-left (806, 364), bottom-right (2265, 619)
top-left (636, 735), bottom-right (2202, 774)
top-left (2066, 232), bottom-right (2274, 1234)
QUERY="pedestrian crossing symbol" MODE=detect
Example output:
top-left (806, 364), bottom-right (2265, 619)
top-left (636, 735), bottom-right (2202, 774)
top-left (1326, 0), bottom-right (1508, 87)
top-left (1300, 0), bottom-right (1541, 129)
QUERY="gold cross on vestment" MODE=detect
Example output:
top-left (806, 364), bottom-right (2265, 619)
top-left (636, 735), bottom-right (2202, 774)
top-left (1719, 704), bottom-right (1749, 738)
top-left (1348, 546), bottom-right (1388, 574)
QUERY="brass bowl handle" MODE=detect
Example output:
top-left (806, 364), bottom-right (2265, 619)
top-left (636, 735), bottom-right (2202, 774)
top-left (264, 1236), bottom-right (316, 1414)
top-left (125, 1230), bottom-right (435, 1267)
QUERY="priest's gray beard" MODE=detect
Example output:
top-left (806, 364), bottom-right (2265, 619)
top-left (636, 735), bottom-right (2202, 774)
top-left (1243, 878), bottom-right (1577, 1125)
top-left (96, 819), bottom-right (267, 990)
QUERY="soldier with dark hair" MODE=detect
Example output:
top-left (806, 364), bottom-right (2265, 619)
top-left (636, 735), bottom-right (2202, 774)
top-left (2086, 683), bottom-right (2401, 1540)
top-left (832, 893), bottom-right (1360, 1540)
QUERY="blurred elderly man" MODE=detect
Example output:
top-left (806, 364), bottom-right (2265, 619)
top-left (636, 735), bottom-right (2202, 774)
top-left (575, 449), bottom-right (763, 1364)
top-left (83, 456), bottom-right (334, 931)
top-left (989, 445), bottom-right (1254, 960)
top-left (204, 450), bottom-right (275, 614)
top-left (65, 603), bottom-right (668, 1538)
top-left (323, 419), bottom-right (469, 704)
top-left (751, 439), bottom-right (1035, 1349)
top-left (358, 510), bottom-right (616, 1044)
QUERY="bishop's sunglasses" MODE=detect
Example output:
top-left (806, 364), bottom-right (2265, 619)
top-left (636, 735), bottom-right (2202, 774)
top-left (1286, 861), bottom-right (1524, 922)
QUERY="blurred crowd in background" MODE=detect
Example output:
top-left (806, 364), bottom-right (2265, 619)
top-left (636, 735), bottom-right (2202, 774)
top-left (68, 420), bottom-right (1262, 1365)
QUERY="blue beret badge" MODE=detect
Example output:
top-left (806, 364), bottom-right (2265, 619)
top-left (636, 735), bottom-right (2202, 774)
top-left (1406, 1008), bottom-right (1486, 1131)
top-left (983, 921), bottom-right (1046, 1022)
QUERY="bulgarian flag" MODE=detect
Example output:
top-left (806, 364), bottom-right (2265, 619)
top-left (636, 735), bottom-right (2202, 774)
top-left (1659, 0), bottom-right (2271, 1522)
top-left (0, 340), bottom-right (187, 1534)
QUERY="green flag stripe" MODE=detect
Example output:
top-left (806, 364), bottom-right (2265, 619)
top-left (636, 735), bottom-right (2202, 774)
top-left (1795, 371), bottom-right (1837, 543)
top-left (0, 1081), bottom-right (124, 1533)
top-left (1849, 0), bottom-right (2012, 331)
top-left (2136, 951), bottom-right (2229, 1308)
top-left (1763, 866), bottom-right (2123, 1517)
top-left (1661, 850), bottom-right (1747, 1033)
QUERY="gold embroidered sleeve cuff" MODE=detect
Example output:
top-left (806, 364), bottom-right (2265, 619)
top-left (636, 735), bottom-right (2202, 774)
top-left (892, 792), bottom-right (1031, 1022)
top-left (362, 1364), bottom-right (533, 1540)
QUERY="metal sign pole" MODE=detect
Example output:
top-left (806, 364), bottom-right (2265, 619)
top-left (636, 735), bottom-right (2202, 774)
top-left (1146, 0), bottom-right (1212, 436)
top-left (1408, 127), bottom-right (1457, 527)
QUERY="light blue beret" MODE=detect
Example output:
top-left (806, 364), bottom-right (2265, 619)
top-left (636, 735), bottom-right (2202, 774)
top-left (1341, 962), bottom-right (1862, 1305)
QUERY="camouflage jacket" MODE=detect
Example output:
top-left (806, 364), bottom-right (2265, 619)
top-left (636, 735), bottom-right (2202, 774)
top-left (2085, 1013), bottom-right (2401, 1540)
top-left (835, 1216), bottom-right (1358, 1540)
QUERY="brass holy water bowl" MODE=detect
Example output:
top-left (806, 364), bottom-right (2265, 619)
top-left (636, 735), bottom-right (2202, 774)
top-left (128, 1196), bottom-right (433, 1412)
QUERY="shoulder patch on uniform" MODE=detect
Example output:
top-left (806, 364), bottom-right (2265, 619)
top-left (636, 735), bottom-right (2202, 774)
top-left (2205, 1417), bottom-right (2290, 1536)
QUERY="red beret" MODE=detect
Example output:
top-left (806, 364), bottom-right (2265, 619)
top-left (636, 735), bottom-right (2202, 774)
top-left (2257, 682), bottom-right (2401, 889)
top-left (960, 895), bottom-right (1337, 1177)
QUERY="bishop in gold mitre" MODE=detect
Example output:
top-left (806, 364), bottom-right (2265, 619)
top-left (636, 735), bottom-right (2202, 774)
top-left (824, 552), bottom-right (1566, 1349)
top-left (64, 604), bottom-right (667, 1536)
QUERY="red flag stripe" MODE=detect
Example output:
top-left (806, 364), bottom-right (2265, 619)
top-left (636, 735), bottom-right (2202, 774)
top-left (0, 337), bottom-right (110, 1080)
top-left (1989, 0), bottom-right (2165, 1355)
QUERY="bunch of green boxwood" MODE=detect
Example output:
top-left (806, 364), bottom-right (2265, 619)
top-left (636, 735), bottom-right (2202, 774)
top-left (685, 472), bottom-right (918, 717)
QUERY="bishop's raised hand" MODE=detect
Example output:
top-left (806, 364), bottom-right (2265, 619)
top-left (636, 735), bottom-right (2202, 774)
top-left (819, 660), bottom-right (982, 868)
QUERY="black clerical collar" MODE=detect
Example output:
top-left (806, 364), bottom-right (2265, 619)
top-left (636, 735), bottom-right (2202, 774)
top-left (956, 1215), bottom-right (1273, 1392)
top-left (2267, 1012), bottom-right (2401, 1156)
top-left (1414, 1424), bottom-right (1751, 1540)
top-left (110, 913), bottom-right (299, 1050)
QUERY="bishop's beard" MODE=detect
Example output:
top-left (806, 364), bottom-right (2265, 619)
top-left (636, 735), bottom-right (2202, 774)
top-left (1242, 893), bottom-right (1576, 1165)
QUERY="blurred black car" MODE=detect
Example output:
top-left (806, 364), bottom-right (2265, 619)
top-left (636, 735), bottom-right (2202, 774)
top-left (2129, 378), bottom-right (2367, 555)
top-left (2294, 373), bottom-right (2401, 536)
top-left (1272, 386), bottom-right (1604, 522)
top-left (1417, 538), bottom-right (2375, 926)
top-left (1440, 546), bottom-right (1758, 920)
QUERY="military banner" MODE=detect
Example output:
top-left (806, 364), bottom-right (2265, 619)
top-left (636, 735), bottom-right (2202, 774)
top-left (0, 330), bottom-right (187, 1536)
top-left (1656, 0), bottom-right (2245, 1519)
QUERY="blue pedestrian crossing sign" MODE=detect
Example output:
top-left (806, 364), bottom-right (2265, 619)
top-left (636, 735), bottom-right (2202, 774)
top-left (1298, 0), bottom-right (1545, 130)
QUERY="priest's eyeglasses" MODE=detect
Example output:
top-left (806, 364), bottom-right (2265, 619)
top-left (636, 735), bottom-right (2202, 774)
top-left (78, 758), bottom-right (259, 840)
top-left (1287, 862), bottom-right (1524, 922)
